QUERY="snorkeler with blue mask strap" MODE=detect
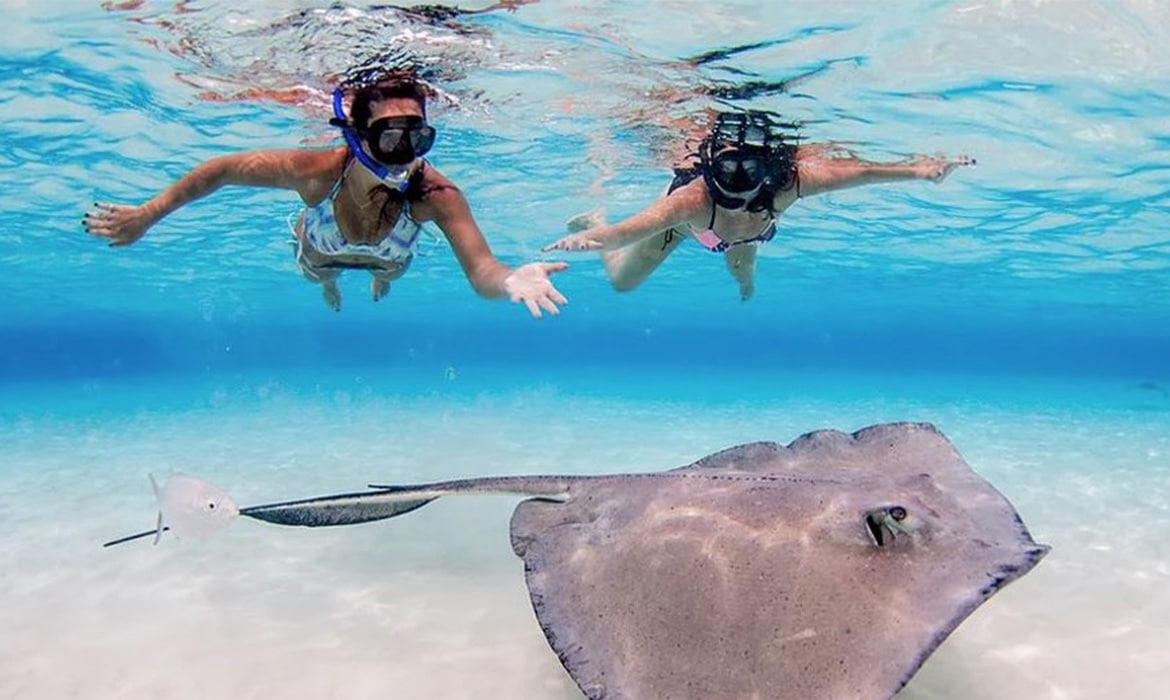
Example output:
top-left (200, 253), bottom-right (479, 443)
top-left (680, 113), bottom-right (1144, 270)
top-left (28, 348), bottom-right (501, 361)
top-left (84, 73), bottom-right (568, 317)
top-left (544, 109), bottom-right (973, 301)
top-left (329, 85), bottom-right (436, 192)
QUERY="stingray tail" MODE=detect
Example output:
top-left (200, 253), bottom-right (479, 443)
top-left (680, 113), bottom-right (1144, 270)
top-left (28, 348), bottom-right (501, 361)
top-left (239, 488), bottom-right (439, 528)
top-left (102, 525), bottom-right (171, 548)
top-left (366, 475), bottom-right (573, 499)
top-left (105, 476), bottom-right (573, 547)
top-left (103, 475), bottom-right (172, 548)
top-left (240, 475), bottom-right (574, 529)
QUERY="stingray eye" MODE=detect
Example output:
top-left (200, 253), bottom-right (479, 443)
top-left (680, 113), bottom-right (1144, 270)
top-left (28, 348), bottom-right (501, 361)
top-left (864, 506), bottom-right (911, 547)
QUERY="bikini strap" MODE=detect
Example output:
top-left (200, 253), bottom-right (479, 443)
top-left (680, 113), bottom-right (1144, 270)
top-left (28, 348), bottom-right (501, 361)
top-left (758, 215), bottom-right (778, 242)
top-left (328, 156), bottom-right (354, 201)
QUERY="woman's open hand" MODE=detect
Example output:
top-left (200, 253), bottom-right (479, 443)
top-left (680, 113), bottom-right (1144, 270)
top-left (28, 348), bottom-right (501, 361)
top-left (504, 262), bottom-right (569, 318)
top-left (913, 154), bottom-right (976, 183)
top-left (83, 202), bottom-right (155, 247)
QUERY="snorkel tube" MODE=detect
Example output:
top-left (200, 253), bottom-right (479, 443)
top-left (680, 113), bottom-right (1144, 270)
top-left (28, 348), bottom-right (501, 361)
top-left (330, 87), bottom-right (411, 194)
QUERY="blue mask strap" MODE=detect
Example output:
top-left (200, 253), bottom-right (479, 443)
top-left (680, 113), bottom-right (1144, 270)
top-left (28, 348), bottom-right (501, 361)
top-left (331, 88), bottom-right (409, 193)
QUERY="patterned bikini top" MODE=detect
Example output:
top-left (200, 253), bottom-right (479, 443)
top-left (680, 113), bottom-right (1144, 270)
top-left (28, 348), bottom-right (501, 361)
top-left (296, 160), bottom-right (423, 264)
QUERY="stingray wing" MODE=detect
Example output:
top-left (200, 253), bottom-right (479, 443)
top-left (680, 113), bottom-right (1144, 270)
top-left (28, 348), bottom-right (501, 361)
top-left (510, 422), bottom-right (1048, 700)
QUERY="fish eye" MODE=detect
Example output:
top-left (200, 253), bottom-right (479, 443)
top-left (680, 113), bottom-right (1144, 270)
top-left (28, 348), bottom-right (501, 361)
top-left (889, 506), bottom-right (907, 521)
top-left (208, 501), bottom-right (216, 510)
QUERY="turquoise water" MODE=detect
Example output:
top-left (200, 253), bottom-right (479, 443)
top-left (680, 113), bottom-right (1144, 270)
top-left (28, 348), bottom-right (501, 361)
top-left (2, 1), bottom-right (1169, 698)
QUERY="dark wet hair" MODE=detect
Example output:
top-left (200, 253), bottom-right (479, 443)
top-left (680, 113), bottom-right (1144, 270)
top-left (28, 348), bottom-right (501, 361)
top-left (349, 75), bottom-right (432, 129)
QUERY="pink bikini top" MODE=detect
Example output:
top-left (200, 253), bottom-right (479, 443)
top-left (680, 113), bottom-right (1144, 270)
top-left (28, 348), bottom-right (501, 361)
top-left (688, 204), bottom-right (777, 253)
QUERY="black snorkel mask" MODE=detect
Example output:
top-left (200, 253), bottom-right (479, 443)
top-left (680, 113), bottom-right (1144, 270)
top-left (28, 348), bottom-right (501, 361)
top-left (700, 112), bottom-right (794, 212)
top-left (709, 148), bottom-right (768, 203)
top-left (330, 88), bottom-right (436, 192)
top-left (361, 115), bottom-right (435, 165)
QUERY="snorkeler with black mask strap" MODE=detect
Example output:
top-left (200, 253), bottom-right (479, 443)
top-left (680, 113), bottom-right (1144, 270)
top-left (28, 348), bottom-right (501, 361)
top-left (544, 110), bottom-right (973, 300)
top-left (84, 73), bottom-right (568, 317)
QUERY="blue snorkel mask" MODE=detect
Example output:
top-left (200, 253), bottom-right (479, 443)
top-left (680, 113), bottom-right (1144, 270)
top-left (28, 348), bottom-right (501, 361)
top-left (330, 88), bottom-right (435, 193)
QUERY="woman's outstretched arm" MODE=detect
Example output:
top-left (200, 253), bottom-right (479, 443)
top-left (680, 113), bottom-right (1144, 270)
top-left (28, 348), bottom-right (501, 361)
top-left (83, 149), bottom-right (337, 246)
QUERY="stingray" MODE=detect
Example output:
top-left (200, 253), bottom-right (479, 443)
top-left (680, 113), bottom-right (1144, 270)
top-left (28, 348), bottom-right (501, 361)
top-left (105, 422), bottom-right (1049, 700)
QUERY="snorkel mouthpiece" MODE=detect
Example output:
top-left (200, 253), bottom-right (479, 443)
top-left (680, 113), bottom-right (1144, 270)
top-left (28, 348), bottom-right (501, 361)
top-left (331, 87), bottom-right (412, 193)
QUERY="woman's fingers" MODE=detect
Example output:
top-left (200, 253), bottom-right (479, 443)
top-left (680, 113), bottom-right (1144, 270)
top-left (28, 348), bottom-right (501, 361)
top-left (537, 295), bottom-right (560, 316)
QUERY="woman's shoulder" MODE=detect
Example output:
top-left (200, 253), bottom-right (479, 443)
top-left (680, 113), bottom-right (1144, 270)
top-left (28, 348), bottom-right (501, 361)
top-left (793, 142), bottom-right (846, 164)
top-left (666, 173), bottom-right (712, 208)
top-left (292, 146), bottom-right (349, 175)
top-left (293, 147), bottom-right (349, 204)
top-left (417, 161), bottom-right (457, 189)
top-left (407, 161), bottom-right (465, 221)
top-left (415, 162), bottom-right (464, 201)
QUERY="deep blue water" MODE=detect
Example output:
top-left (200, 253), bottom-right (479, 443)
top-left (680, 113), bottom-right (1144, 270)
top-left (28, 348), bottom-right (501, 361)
top-left (2, 0), bottom-right (1168, 393)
